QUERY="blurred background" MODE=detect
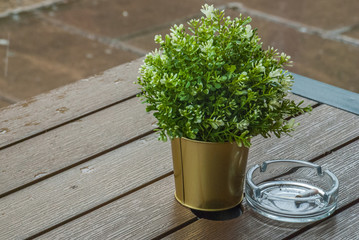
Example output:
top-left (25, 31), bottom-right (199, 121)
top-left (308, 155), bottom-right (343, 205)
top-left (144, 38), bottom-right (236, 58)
top-left (0, 0), bottom-right (358, 109)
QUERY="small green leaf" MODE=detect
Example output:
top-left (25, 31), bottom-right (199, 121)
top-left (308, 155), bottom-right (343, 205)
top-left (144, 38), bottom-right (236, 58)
top-left (209, 122), bottom-right (218, 129)
top-left (136, 5), bottom-right (312, 147)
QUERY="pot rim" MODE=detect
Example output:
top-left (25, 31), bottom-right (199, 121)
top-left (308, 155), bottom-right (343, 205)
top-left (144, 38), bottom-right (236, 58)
top-left (175, 136), bottom-right (249, 146)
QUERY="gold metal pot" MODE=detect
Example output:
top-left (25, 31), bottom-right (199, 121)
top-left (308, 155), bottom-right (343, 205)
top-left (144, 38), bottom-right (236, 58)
top-left (171, 137), bottom-right (249, 211)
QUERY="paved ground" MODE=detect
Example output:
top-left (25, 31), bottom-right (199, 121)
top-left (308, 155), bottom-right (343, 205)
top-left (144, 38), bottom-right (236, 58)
top-left (0, 0), bottom-right (358, 108)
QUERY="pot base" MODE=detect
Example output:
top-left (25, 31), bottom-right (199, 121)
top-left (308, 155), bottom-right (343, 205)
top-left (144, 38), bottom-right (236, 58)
top-left (174, 192), bottom-right (244, 212)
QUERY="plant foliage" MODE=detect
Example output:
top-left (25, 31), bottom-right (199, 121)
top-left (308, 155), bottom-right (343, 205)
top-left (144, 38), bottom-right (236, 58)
top-left (137, 4), bottom-right (311, 147)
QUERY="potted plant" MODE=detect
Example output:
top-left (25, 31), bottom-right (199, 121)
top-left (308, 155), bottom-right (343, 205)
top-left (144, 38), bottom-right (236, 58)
top-left (137, 4), bottom-right (311, 211)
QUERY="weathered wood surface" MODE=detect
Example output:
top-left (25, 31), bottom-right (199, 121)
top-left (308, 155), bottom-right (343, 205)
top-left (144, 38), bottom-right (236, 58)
top-left (0, 93), bottom-right (313, 197)
top-left (166, 141), bottom-right (359, 239)
top-left (0, 59), bottom-right (315, 151)
top-left (0, 56), bottom-right (356, 239)
top-left (286, 93), bottom-right (317, 107)
top-left (37, 176), bottom-right (196, 240)
top-left (292, 202), bottom-right (359, 240)
top-left (0, 97), bottom-right (155, 196)
top-left (0, 57), bottom-right (143, 149)
top-left (248, 104), bottom-right (358, 161)
top-left (17, 103), bottom-right (358, 239)
top-left (0, 134), bottom-right (174, 239)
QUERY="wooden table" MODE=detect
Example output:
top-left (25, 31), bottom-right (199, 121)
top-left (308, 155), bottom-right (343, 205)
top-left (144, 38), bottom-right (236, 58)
top-left (0, 58), bottom-right (358, 240)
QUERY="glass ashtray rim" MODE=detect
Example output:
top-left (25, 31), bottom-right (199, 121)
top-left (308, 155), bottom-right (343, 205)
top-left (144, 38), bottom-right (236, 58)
top-left (245, 159), bottom-right (339, 223)
top-left (246, 159), bottom-right (339, 198)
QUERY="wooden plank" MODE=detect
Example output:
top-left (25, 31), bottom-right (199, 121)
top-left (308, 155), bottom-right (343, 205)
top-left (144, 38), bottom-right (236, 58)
top-left (0, 57), bottom-right (143, 149)
top-left (15, 105), bottom-right (358, 239)
top-left (0, 55), bottom-right (315, 150)
top-left (291, 202), bottom-right (359, 240)
top-left (0, 134), bottom-right (174, 239)
top-left (37, 176), bottom-right (196, 240)
top-left (166, 140), bottom-right (359, 240)
top-left (288, 92), bottom-right (317, 107)
top-left (0, 93), bottom-right (313, 197)
top-left (0, 97), bottom-right (155, 196)
top-left (248, 104), bottom-right (358, 162)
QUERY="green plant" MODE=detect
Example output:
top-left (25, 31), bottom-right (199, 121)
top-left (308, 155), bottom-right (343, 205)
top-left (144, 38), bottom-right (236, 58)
top-left (137, 4), bottom-right (311, 147)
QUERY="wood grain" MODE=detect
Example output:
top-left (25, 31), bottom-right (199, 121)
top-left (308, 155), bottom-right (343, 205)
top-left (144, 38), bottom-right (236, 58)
top-left (249, 104), bottom-right (358, 162)
top-left (12, 104), bottom-right (357, 239)
top-left (0, 97), bottom-right (155, 196)
top-left (0, 53), bottom-right (316, 150)
top-left (0, 134), bottom-right (173, 239)
top-left (166, 140), bottom-right (359, 240)
top-left (286, 93), bottom-right (317, 107)
top-left (292, 202), bottom-right (359, 240)
top-left (0, 57), bottom-right (143, 149)
top-left (37, 176), bottom-right (196, 240)
top-left (0, 93), bottom-right (314, 196)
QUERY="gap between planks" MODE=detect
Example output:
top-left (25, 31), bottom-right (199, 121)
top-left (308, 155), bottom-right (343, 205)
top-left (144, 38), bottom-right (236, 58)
top-left (162, 139), bottom-right (359, 239)
top-left (0, 93), bottom-right (139, 151)
top-left (0, 55), bottom-right (316, 151)
top-left (0, 57), bottom-right (144, 150)
top-left (0, 95), bottom-right (316, 199)
top-left (29, 136), bottom-right (359, 240)
top-left (0, 96), bottom-right (158, 198)
top-left (0, 129), bottom-right (154, 199)
top-left (34, 174), bottom-right (197, 240)
top-left (156, 138), bottom-right (359, 239)
top-left (283, 140), bottom-right (359, 240)
top-left (0, 93), bottom-right (316, 152)
top-left (288, 198), bottom-right (359, 239)
top-left (283, 197), bottom-right (359, 240)
top-left (0, 134), bottom-right (175, 239)
top-left (26, 171), bottom-right (174, 240)
top-left (19, 106), bottom-right (355, 240)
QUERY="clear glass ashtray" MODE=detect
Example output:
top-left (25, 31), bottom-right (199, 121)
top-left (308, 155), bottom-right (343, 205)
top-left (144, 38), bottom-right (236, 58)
top-left (245, 160), bottom-right (339, 223)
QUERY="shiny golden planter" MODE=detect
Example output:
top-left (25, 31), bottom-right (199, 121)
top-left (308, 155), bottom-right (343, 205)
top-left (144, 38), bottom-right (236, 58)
top-left (171, 137), bottom-right (249, 211)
